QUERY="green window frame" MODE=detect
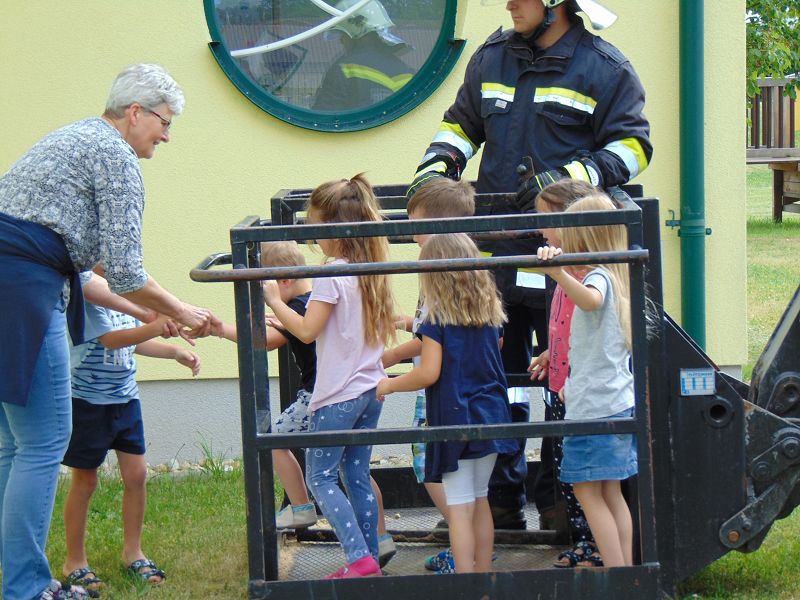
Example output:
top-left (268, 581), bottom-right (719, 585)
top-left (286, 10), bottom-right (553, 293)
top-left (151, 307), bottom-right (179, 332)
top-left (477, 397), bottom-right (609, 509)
top-left (204, 0), bottom-right (464, 132)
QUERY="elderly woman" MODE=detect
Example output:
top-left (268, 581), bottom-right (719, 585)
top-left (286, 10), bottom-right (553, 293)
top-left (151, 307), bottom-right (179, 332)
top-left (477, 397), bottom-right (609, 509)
top-left (0, 64), bottom-right (218, 600)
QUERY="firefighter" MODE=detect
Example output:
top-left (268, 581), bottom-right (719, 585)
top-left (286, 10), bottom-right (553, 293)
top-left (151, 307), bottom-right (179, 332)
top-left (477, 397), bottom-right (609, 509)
top-left (312, 0), bottom-right (415, 112)
top-left (407, 0), bottom-right (652, 536)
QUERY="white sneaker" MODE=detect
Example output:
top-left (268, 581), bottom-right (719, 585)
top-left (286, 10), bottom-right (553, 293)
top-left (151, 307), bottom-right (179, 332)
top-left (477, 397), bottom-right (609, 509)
top-left (275, 502), bottom-right (318, 529)
top-left (378, 533), bottom-right (396, 567)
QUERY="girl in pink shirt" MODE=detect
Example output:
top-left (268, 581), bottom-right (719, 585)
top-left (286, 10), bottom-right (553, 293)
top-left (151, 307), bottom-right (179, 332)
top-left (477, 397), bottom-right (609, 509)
top-left (528, 179), bottom-right (604, 569)
top-left (264, 174), bottom-right (396, 579)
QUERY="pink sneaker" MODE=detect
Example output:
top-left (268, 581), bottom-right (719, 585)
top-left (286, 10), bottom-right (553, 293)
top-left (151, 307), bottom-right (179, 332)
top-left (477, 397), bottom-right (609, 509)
top-left (325, 556), bottom-right (383, 579)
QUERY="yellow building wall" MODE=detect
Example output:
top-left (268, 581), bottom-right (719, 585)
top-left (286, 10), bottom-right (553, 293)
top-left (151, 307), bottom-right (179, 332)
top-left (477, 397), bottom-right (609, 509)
top-left (0, 1), bottom-right (747, 379)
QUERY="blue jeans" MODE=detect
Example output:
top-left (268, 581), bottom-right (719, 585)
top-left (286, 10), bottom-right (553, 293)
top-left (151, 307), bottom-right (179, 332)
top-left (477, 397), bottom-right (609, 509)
top-left (0, 305), bottom-right (72, 600)
top-left (305, 389), bottom-right (382, 564)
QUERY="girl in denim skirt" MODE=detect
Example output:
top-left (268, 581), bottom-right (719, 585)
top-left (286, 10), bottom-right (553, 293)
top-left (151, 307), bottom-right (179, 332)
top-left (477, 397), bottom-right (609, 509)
top-left (535, 193), bottom-right (638, 568)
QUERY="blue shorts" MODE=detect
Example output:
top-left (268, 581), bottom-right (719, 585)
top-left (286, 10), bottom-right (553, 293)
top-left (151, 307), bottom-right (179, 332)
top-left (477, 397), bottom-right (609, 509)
top-left (62, 397), bottom-right (146, 469)
top-left (560, 407), bottom-right (638, 484)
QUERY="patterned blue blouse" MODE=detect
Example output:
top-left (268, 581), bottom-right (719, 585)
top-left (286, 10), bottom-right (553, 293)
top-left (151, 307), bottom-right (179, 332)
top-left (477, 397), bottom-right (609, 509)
top-left (0, 117), bottom-right (148, 294)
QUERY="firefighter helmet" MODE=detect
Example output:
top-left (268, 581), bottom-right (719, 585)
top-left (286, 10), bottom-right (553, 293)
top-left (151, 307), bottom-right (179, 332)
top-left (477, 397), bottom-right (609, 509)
top-left (332, 0), bottom-right (407, 47)
top-left (480, 0), bottom-right (617, 31)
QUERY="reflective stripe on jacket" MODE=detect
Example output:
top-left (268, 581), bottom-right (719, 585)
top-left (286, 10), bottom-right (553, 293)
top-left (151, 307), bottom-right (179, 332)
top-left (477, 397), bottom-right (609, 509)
top-left (423, 20), bottom-right (652, 194)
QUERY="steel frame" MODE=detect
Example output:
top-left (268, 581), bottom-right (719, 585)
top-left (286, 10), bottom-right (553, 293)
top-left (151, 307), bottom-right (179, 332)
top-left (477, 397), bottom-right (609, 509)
top-left (191, 188), bottom-right (671, 598)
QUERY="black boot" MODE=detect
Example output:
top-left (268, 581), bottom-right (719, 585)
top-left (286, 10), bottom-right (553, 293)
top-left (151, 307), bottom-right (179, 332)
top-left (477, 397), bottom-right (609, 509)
top-left (490, 505), bottom-right (527, 530)
top-left (538, 498), bottom-right (569, 531)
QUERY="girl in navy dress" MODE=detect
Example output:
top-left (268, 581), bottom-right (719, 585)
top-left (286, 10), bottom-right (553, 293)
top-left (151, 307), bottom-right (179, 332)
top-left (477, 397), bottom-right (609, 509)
top-left (377, 233), bottom-right (515, 574)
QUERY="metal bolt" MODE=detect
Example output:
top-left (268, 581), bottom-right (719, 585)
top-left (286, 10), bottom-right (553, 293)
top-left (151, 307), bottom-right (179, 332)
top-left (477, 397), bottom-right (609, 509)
top-left (741, 518), bottom-right (752, 531)
top-left (727, 530), bottom-right (740, 543)
top-left (782, 438), bottom-right (800, 459)
top-left (752, 462), bottom-right (771, 480)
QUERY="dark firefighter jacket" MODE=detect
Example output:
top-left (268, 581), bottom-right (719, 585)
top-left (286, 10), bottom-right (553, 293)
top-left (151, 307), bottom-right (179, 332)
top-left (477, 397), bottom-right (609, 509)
top-left (415, 20), bottom-right (652, 309)
top-left (420, 20), bottom-right (652, 195)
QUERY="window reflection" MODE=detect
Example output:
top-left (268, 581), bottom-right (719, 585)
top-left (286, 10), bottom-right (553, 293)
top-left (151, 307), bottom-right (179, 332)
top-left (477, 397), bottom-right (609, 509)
top-left (213, 0), bottom-right (446, 112)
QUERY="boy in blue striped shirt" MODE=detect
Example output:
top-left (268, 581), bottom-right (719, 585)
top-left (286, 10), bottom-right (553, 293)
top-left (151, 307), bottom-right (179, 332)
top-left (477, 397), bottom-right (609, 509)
top-left (60, 269), bottom-right (200, 593)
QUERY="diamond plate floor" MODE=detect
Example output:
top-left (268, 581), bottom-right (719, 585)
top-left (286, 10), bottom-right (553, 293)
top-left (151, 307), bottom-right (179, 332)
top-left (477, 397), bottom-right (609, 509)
top-left (278, 505), bottom-right (569, 581)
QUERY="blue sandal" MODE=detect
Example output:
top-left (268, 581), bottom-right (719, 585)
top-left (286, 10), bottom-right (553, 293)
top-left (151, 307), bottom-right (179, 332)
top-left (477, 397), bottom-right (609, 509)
top-left (126, 559), bottom-right (166, 585)
top-left (553, 541), bottom-right (604, 568)
top-left (64, 567), bottom-right (103, 593)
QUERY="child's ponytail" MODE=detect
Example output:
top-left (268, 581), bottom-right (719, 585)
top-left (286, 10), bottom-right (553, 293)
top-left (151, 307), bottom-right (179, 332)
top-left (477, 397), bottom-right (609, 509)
top-left (307, 174), bottom-right (396, 347)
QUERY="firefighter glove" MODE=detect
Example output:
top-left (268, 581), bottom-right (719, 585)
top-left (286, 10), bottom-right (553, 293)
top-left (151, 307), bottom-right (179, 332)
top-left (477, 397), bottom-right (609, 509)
top-left (514, 168), bottom-right (566, 213)
top-left (406, 150), bottom-right (464, 198)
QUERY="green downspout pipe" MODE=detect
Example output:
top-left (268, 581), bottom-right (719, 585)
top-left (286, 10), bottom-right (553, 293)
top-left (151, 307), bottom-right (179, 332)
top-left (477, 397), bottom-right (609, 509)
top-left (679, 0), bottom-right (707, 349)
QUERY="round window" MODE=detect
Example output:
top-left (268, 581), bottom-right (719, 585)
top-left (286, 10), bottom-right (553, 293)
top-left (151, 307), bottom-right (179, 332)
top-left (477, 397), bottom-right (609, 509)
top-left (204, 0), bottom-right (463, 132)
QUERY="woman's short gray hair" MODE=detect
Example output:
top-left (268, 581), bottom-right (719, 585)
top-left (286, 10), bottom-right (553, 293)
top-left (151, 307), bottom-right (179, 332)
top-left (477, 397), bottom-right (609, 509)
top-left (105, 64), bottom-right (185, 118)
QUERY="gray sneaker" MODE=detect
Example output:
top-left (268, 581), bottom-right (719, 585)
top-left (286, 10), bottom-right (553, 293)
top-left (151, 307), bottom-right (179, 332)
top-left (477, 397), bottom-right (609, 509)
top-left (275, 502), bottom-right (318, 529)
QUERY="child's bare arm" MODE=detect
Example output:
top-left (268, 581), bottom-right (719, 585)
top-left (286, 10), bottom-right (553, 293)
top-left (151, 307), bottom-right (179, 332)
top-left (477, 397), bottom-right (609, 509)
top-left (135, 339), bottom-right (201, 376)
top-left (394, 315), bottom-right (414, 332)
top-left (97, 317), bottom-right (170, 350)
top-left (377, 336), bottom-right (442, 399)
top-left (212, 322), bottom-right (239, 343)
top-left (263, 281), bottom-right (332, 344)
top-left (536, 246), bottom-right (602, 311)
top-left (383, 338), bottom-right (423, 368)
top-left (554, 271), bottom-right (603, 311)
top-left (212, 320), bottom-right (289, 351)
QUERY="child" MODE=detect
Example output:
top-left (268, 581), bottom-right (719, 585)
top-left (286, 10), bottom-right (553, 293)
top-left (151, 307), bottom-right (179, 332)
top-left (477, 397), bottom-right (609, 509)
top-left (214, 241), bottom-right (396, 566)
top-left (528, 179), bottom-right (604, 568)
top-left (383, 177), bottom-right (476, 522)
top-left (61, 268), bottom-right (201, 592)
top-left (263, 174), bottom-right (396, 579)
top-left (535, 193), bottom-right (638, 568)
top-left (377, 233), bottom-right (516, 574)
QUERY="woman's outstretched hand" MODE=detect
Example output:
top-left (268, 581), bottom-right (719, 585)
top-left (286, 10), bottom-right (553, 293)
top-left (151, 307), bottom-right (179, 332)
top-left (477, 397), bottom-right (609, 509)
top-left (178, 303), bottom-right (222, 339)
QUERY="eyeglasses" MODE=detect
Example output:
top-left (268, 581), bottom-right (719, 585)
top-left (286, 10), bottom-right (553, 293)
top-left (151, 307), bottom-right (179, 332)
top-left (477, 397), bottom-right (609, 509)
top-left (144, 108), bottom-right (172, 131)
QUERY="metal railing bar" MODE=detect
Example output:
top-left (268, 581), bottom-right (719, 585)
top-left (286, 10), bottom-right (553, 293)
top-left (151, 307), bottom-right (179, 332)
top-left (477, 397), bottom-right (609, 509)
top-left (254, 418), bottom-right (638, 450)
top-left (192, 249), bottom-right (649, 283)
top-left (229, 209), bottom-right (642, 243)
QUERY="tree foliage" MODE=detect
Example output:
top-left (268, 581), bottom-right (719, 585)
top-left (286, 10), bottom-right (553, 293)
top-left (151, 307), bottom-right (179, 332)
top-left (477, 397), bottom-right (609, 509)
top-left (746, 0), bottom-right (800, 98)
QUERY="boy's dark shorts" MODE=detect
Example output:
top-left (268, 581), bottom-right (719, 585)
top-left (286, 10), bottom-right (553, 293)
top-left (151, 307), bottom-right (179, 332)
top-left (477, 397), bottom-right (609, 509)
top-left (63, 397), bottom-right (146, 469)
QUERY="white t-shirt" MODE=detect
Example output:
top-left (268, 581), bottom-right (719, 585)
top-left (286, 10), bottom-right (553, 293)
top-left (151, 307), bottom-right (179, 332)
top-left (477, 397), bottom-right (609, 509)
top-left (563, 268), bottom-right (634, 420)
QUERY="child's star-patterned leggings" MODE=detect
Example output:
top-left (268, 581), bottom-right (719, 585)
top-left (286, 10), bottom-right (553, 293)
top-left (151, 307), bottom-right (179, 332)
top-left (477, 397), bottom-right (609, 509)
top-left (305, 388), bottom-right (383, 564)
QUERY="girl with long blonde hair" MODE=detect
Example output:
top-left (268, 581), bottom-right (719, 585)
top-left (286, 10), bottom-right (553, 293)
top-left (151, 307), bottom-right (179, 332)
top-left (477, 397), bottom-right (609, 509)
top-left (529, 179), bottom-right (603, 568)
top-left (378, 233), bottom-right (516, 574)
top-left (264, 174), bottom-right (396, 579)
top-left (535, 193), bottom-right (637, 568)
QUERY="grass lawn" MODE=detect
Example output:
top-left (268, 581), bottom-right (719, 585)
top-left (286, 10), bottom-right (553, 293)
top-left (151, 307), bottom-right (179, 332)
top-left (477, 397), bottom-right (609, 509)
top-left (44, 470), bottom-right (253, 600)
top-left (25, 166), bottom-right (800, 598)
